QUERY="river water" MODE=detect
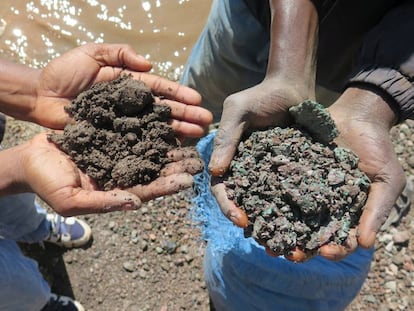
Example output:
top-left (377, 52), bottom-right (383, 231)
top-left (0, 0), bottom-right (211, 80)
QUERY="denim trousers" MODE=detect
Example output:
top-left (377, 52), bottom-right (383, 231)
top-left (0, 193), bottom-right (51, 311)
top-left (182, 1), bottom-right (373, 310)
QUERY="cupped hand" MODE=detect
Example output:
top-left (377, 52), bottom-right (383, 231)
top-left (33, 43), bottom-right (212, 137)
top-left (318, 87), bottom-right (406, 261)
top-left (209, 78), bottom-right (309, 176)
top-left (17, 132), bottom-right (203, 216)
top-left (210, 78), bottom-right (310, 228)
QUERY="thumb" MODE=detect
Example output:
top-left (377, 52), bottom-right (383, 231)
top-left (209, 110), bottom-right (247, 177)
top-left (357, 178), bottom-right (404, 248)
top-left (82, 43), bottom-right (152, 72)
top-left (52, 189), bottom-right (142, 216)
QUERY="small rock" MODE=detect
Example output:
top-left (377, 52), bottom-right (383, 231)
top-left (392, 230), bottom-right (410, 245)
top-left (385, 281), bottom-right (397, 292)
top-left (123, 261), bottom-right (135, 272)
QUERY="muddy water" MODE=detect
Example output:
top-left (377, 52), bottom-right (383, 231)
top-left (0, 0), bottom-right (211, 79)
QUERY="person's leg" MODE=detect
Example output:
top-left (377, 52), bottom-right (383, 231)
top-left (0, 239), bottom-right (50, 311)
top-left (181, 0), bottom-right (270, 122)
top-left (0, 193), bottom-right (92, 248)
top-left (0, 193), bottom-right (49, 243)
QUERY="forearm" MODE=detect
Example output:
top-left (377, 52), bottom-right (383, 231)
top-left (0, 59), bottom-right (40, 121)
top-left (0, 144), bottom-right (29, 196)
top-left (266, 0), bottom-right (319, 95)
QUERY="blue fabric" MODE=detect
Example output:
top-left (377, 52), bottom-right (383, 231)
top-left (0, 193), bottom-right (49, 242)
top-left (0, 239), bottom-right (50, 311)
top-left (193, 133), bottom-right (374, 311)
top-left (0, 193), bottom-right (51, 310)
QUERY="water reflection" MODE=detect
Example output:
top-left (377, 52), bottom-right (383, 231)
top-left (0, 0), bottom-right (211, 79)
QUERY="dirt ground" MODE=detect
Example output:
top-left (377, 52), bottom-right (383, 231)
top-left (3, 116), bottom-right (414, 311)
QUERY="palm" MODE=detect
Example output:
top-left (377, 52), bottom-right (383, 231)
top-left (333, 118), bottom-right (405, 249)
top-left (32, 43), bottom-right (212, 137)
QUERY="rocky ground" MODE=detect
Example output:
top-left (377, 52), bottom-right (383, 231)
top-left (3, 116), bottom-right (414, 311)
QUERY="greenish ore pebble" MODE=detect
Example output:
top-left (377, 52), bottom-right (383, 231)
top-left (289, 100), bottom-right (339, 144)
top-left (223, 100), bottom-right (370, 257)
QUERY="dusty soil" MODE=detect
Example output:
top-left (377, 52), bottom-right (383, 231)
top-left (224, 101), bottom-right (370, 258)
top-left (2, 112), bottom-right (414, 311)
top-left (48, 75), bottom-right (179, 190)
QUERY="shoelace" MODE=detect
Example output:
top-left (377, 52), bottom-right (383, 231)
top-left (48, 214), bottom-right (73, 242)
top-left (41, 294), bottom-right (73, 311)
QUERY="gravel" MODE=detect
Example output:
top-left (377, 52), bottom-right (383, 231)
top-left (3, 116), bottom-right (414, 311)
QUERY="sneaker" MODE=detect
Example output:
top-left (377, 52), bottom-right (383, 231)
top-left (45, 213), bottom-right (92, 249)
top-left (41, 293), bottom-right (85, 311)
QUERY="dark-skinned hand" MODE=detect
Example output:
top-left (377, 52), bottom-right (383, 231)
top-left (2, 132), bottom-right (203, 216)
top-left (210, 85), bottom-right (406, 262)
top-left (28, 43), bottom-right (212, 136)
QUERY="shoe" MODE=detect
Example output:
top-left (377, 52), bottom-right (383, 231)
top-left (41, 293), bottom-right (85, 311)
top-left (45, 213), bottom-right (92, 249)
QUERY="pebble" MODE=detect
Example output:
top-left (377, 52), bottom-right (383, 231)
top-left (123, 261), bottom-right (135, 272)
top-left (385, 281), bottom-right (397, 292)
top-left (392, 230), bottom-right (410, 245)
top-left (143, 223), bottom-right (152, 230)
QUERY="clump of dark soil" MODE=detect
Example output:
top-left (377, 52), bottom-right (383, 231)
top-left (223, 100), bottom-right (371, 257)
top-left (49, 74), bottom-right (179, 190)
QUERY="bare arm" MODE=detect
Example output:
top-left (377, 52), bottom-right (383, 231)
top-left (0, 60), bottom-right (40, 121)
top-left (266, 0), bottom-right (319, 98)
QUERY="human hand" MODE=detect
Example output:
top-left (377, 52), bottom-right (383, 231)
top-left (6, 132), bottom-right (203, 216)
top-left (318, 87), bottom-right (406, 261)
top-left (33, 43), bottom-right (212, 137)
top-left (210, 78), bottom-right (310, 228)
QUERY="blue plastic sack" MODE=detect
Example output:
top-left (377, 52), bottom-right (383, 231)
top-left (193, 133), bottom-right (374, 311)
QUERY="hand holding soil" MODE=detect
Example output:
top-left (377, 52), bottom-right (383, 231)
top-left (47, 75), bottom-right (205, 215)
top-left (218, 100), bottom-right (371, 262)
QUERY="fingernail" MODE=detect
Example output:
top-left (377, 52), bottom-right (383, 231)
top-left (121, 202), bottom-right (139, 210)
top-left (209, 166), bottom-right (225, 177)
top-left (229, 211), bottom-right (248, 228)
top-left (136, 54), bottom-right (150, 64)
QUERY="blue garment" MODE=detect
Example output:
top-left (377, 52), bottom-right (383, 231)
top-left (0, 193), bottom-right (51, 311)
top-left (194, 134), bottom-right (373, 311)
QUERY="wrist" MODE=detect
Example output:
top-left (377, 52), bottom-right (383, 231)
top-left (0, 60), bottom-right (40, 121)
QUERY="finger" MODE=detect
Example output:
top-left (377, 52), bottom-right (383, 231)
top-left (81, 43), bottom-right (152, 72)
top-left (358, 175), bottom-right (405, 248)
top-left (160, 158), bottom-right (204, 176)
top-left (128, 173), bottom-right (194, 202)
top-left (319, 243), bottom-right (349, 261)
top-left (168, 119), bottom-right (208, 138)
top-left (166, 147), bottom-right (200, 160)
top-left (209, 103), bottom-right (247, 176)
top-left (210, 179), bottom-right (248, 228)
top-left (157, 99), bottom-right (213, 127)
top-left (52, 189), bottom-right (142, 216)
top-left (284, 247), bottom-right (309, 263)
top-left (127, 71), bottom-right (202, 105)
top-left (265, 247), bottom-right (281, 257)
